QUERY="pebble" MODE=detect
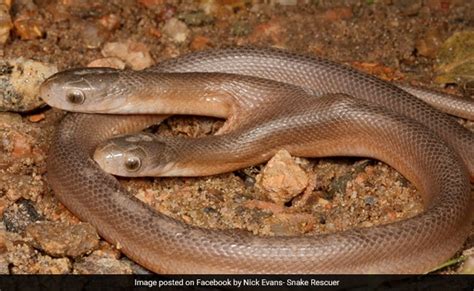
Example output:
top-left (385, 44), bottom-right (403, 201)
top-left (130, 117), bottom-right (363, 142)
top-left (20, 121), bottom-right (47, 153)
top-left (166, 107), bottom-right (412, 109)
top-left (8, 131), bottom-right (33, 159)
top-left (322, 7), bottom-right (353, 22)
top-left (35, 256), bottom-right (71, 274)
top-left (123, 257), bottom-right (152, 274)
top-left (424, 0), bottom-right (451, 13)
top-left (13, 10), bottom-right (44, 40)
top-left (264, 213), bottom-right (315, 235)
top-left (199, 0), bottom-right (218, 15)
top-left (0, 114), bottom-right (19, 168)
top-left (274, 0), bottom-right (298, 5)
top-left (461, 255), bottom-right (474, 274)
top-left (0, 1), bottom-right (12, 44)
top-left (7, 243), bottom-right (37, 274)
top-left (4, 228), bottom-right (70, 274)
top-left (43, 1), bottom-right (69, 22)
top-left (3, 199), bottom-right (42, 233)
top-left (137, 0), bottom-right (165, 9)
top-left (394, 0), bottom-right (422, 16)
top-left (101, 40), bottom-right (154, 70)
top-left (156, 3), bottom-right (176, 22)
top-left (256, 149), bottom-right (309, 205)
top-left (244, 199), bottom-right (285, 214)
top-left (1, 113), bottom-right (24, 132)
top-left (26, 222), bottom-right (100, 258)
top-left (98, 13), bottom-right (120, 31)
top-left (329, 173), bottom-right (352, 198)
top-left (249, 19), bottom-right (285, 46)
top-left (364, 196), bottom-right (376, 206)
top-left (461, 247), bottom-right (474, 273)
top-left (81, 21), bottom-right (108, 49)
top-left (61, 0), bottom-right (105, 18)
top-left (162, 17), bottom-right (190, 44)
top-left (28, 113), bottom-right (45, 123)
top-left (87, 57), bottom-right (126, 69)
top-left (95, 241), bottom-right (122, 259)
top-left (317, 197), bottom-right (330, 207)
top-left (73, 251), bottom-right (132, 274)
top-left (354, 172), bottom-right (368, 186)
top-left (234, 169), bottom-right (257, 187)
top-left (415, 27), bottom-right (443, 58)
top-left (0, 255), bottom-right (8, 274)
top-left (0, 58), bottom-right (57, 112)
top-left (179, 11), bottom-right (213, 27)
top-left (231, 21), bottom-right (251, 37)
top-left (0, 112), bottom-right (45, 174)
top-left (0, 228), bottom-right (6, 254)
top-left (0, 197), bottom-right (8, 217)
top-left (190, 35), bottom-right (211, 51)
top-left (1, 174), bottom-right (41, 201)
top-left (148, 26), bottom-right (161, 39)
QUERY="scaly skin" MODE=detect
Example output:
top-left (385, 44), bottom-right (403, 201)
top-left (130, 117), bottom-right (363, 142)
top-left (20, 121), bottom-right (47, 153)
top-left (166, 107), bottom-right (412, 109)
top-left (41, 47), bottom-right (473, 273)
top-left (40, 47), bottom-right (474, 177)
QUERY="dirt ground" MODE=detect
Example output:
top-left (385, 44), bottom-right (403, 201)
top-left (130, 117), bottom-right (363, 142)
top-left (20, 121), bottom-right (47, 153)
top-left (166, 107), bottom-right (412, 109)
top-left (0, 0), bottom-right (472, 274)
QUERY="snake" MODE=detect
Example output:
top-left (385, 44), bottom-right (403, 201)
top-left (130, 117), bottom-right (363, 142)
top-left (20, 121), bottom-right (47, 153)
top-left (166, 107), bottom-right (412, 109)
top-left (39, 47), bottom-right (473, 273)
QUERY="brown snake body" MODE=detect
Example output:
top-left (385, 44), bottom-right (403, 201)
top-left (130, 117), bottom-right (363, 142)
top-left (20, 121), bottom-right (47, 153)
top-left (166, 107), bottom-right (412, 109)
top-left (40, 47), bottom-right (474, 273)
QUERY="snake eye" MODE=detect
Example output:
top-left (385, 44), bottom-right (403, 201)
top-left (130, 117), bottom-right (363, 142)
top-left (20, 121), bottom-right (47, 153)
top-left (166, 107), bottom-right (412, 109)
top-left (125, 156), bottom-right (141, 172)
top-left (66, 90), bottom-right (85, 104)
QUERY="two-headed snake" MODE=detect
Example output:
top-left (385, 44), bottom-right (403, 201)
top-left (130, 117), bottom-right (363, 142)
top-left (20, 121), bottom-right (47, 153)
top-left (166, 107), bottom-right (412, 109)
top-left (40, 47), bottom-right (473, 273)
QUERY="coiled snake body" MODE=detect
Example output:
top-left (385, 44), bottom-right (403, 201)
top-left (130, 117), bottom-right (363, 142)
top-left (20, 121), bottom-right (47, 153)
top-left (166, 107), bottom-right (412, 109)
top-left (40, 47), bottom-right (473, 274)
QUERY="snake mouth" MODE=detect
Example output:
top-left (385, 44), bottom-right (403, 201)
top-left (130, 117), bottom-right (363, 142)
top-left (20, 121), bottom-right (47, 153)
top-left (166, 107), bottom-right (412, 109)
top-left (147, 162), bottom-right (197, 177)
top-left (93, 144), bottom-right (125, 175)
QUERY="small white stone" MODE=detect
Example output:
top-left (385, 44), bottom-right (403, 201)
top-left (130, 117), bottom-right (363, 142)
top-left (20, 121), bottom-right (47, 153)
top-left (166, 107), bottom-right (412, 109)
top-left (87, 57), bottom-right (126, 70)
top-left (256, 149), bottom-right (309, 205)
top-left (0, 58), bottom-right (57, 112)
top-left (101, 40), bottom-right (154, 70)
top-left (162, 18), bottom-right (190, 44)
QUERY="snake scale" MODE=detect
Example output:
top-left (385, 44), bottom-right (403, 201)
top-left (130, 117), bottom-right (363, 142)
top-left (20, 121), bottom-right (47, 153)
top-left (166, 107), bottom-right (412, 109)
top-left (40, 47), bottom-right (473, 273)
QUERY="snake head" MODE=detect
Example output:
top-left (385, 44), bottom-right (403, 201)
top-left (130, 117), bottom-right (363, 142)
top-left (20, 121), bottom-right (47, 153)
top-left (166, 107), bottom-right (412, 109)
top-left (93, 133), bottom-right (182, 177)
top-left (39, 67), bottom-right (123, 112)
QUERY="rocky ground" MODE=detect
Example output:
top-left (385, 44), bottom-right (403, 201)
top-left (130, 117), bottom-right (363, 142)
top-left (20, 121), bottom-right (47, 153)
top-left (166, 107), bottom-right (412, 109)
top-left (0, 0), bottom-right (472, 274)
